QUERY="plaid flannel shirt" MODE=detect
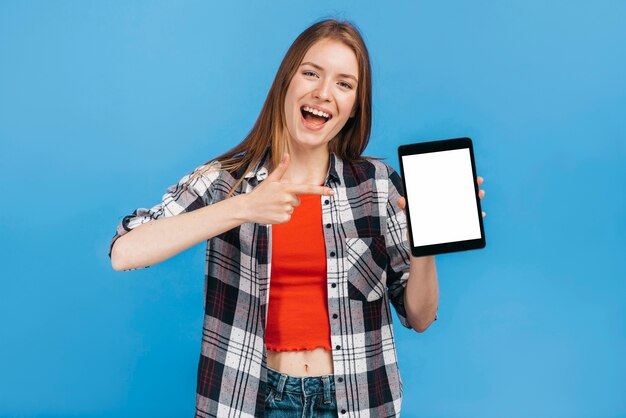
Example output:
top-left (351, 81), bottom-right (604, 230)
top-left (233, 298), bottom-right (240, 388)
top-left (109, 151), bottom-right (432, 417)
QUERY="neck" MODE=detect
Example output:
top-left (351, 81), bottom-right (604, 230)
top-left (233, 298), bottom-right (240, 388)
top-left (282, 144), bottom-right (330, 185)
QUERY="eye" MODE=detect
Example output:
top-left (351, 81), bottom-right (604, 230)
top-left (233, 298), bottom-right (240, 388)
top-left (303, 71), bottom-right (318, 78)
top-left (338, 81), bottom-right (353, 90)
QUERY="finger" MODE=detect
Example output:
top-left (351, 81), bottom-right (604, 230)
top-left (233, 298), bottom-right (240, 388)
top-left (479, 189), bottom-right (485, 199)
top-left (286, 184), bottom-right (334, 196)
top-left (284, 194), bottom-right (301, 207)
top-left (397, 196), bottom-right (406, 210)
top-left (266, 153), bottom-right (290, 182)
top-left (477, 176), bottom-right (484, 187)
top-left (482, 211), bottom-right (486, 218)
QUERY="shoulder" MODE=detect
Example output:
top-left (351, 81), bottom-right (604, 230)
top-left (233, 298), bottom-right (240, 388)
top-left (342, 157), bottom-right (398, 182)
top-left (349, 157), bottom-right (404, 197)
top-left (366, 157), bottom-right (398, 178)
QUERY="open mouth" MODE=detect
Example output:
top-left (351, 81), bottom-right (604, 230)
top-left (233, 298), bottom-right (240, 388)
top-left (300, 105), bottom-right (332, 126)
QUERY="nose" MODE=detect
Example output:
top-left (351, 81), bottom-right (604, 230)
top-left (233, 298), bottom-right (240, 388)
top-left (314, 79), bottom-right (332, 102)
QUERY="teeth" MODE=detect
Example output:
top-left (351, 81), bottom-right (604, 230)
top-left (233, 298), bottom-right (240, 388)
top-left (303, 106), bottom-right (330, 119)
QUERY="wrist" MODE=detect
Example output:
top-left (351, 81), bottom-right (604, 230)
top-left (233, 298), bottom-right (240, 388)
top-left (410, 254), bottom-right (435, 263)
top-left (230, 194), bottom-right (251, 224)
top-left (409, 254), bottom-right (437, 276)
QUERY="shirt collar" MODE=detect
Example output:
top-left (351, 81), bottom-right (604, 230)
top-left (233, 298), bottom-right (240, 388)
top-left (326, 152), bottom-right (342, 186)
top-left (243, 149), bottom-right (270, 182)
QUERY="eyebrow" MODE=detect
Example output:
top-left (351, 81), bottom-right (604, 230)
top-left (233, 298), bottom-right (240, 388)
top-left (300, 61), bottom-right (358, 83)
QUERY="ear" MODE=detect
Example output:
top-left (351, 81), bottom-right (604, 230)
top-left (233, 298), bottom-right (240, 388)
top-left (349, 105), bottom-right (357, 118)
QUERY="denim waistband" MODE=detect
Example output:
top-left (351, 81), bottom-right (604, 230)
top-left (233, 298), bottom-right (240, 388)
top-left (267, 366), bottom-right (335, 397)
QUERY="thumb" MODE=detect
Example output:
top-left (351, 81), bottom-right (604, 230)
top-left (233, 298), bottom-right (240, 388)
top-left (266, 153), bottom-right (290, 182)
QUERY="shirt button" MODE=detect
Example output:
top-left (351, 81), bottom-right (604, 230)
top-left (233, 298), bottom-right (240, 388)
top-left (326, 223), bottom-right (331, 228)
top-left (337, 377), bottom-right (344, 382)
top-left (331, 283), bottom-right (337, 288)
top-left (330, 251), bottom-right (336, 257)
top-left (324, 199), bottom-right (330, 205)
top-left (332, 313), bottom-right (338, 319)
top-left (335, 345), bottom-right (341, 350)
top-left (341, 409), bottom-right (347, 414)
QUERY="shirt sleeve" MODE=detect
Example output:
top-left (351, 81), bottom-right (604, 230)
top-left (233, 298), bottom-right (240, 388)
top-left (108, 161), bottom-right (220, 270)
top-left (384, 164), bottom-right (438, 329)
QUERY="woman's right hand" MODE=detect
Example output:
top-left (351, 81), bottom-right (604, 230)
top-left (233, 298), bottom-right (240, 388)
top-left (240, 153), bottom-right (334, 225)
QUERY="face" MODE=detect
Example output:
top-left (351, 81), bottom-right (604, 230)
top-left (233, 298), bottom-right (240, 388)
top-left (283, 38), bottom-right (359, 152)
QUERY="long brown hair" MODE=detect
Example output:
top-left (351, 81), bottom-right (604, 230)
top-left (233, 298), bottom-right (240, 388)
top-left (188, 19), bottom-right (372, 195)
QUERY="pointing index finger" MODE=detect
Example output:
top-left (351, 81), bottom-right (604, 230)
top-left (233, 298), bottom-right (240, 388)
top-left (286, 183), bottom-right (334, 196)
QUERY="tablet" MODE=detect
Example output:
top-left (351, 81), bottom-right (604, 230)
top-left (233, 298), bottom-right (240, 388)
top-left (398, 137), bottom-right (486, 257)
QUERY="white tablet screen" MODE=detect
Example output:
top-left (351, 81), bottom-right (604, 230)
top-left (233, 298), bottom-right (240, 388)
top-left (402, 148), bottom-right (482, 246)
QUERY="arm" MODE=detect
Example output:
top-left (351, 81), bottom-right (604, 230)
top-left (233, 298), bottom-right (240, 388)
top-left (111, 194), bottom-right (249, 271)
top-left (403, 254), bottom-right (439, 332)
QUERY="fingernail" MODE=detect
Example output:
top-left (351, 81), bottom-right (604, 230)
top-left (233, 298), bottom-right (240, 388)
top-left (328, 189), bottom-right (334, 195)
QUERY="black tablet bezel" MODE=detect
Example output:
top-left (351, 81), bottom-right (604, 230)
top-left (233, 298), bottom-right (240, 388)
top-left (397, 137), bottom-right (486, 257)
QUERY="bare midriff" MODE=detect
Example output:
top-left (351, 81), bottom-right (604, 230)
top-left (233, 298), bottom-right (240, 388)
top-left (267, 347), bottom-right (334, 377)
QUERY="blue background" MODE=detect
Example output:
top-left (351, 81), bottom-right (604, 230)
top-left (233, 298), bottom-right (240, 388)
top-left (1, 1), bottom-right (624, 417)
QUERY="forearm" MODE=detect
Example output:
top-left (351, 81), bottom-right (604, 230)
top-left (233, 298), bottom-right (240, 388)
top-left (111, 194), bottom-right (249, 271)
top-left (403, 255), bottom-right (439, 332)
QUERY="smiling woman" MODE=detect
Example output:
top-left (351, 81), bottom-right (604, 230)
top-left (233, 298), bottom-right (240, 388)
top-left (108, 18), bottom-right (480, 418)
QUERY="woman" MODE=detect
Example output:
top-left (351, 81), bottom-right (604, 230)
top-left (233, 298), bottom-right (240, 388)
top-left (109, 19), bottom-right (485, 417)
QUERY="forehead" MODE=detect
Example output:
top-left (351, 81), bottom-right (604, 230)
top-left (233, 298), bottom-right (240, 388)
top-left (301, 39), bottom-right (358, 74)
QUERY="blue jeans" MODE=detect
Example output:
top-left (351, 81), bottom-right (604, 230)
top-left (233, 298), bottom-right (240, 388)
top-left (264, 367), bottom-right (338, 418)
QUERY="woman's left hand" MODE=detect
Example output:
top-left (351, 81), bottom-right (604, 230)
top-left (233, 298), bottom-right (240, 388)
top-left (477, 176), bottom-right (486, 218)
top-left (397, 175), bottom-right (487, 217)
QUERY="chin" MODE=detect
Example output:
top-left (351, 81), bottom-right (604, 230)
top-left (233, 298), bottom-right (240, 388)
top-left (291, 138), bottom-right (331, 150)
top-left (288, 134), bottom-right (326, 148)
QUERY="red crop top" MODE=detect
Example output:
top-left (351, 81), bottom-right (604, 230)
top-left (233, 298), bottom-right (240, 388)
top-left (265, 193), bottom-right (332, 352)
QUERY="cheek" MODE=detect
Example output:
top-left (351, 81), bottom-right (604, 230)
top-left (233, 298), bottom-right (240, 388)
top-left (284, 97), bottom-right (297, 121)
top-left (340, 97), bottom-right (357, 119)
top-left (341, 92), bottom-right (357, 109)
top-left (284, 87), bottom-right (303, 118)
